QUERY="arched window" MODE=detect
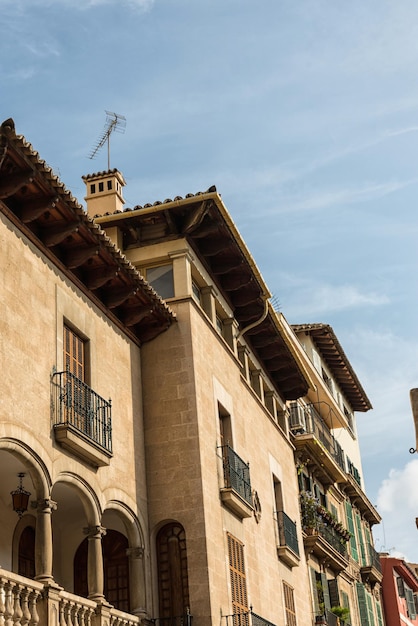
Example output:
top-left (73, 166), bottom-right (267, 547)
top-left (74, 529), bottom-right (130, 612)
top-left (18, 526), bottom-right (35, 578)
top-left (156, 523), bottom-right (190, 618)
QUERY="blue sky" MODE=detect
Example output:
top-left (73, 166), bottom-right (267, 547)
top-left (2, 0), bottom-right (418, 559)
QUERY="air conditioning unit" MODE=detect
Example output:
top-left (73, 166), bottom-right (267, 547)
top-left (289, 403), bottom-right (306, 432)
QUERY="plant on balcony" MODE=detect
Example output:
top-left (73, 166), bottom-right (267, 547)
top-left (300, 491), bottom-right (322, 533)
top-left (331, 606), bottom-right (350, 623)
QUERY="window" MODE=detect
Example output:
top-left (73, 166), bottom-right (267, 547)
top-left (18, 526), bottom-right (35, 579)
top-left (90, 183), bottom-right (96, 194)
top-left (216, 315), bottom-right (223, 335)
top-left (219, 404), bottom-right (232, 448)
top-left (146, 264), bottom-right (174, 299)
top-left (227, 534), bottom-right (248, 620)
top-left (74, 530), bottom-right (130, 612)
top-left (98, 182), bottom-right (104, 192)
top-left (107, 180), bottom-right (112, 190)
top-left (341, 591), bottom-right (351, 625)
top-left (345, 501), bottom-right (358, 562)
top-left (283, 582), bottom-right (297, 626)
top-left (192, 281), bottom-right (201, 304)
top-left (156, 523), bottom-right (190, 619)
top-left (64, 324), bottom-right (85, 381)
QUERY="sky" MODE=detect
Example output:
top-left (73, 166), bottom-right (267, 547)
top-left (2, 0), bottom-right (418, 560)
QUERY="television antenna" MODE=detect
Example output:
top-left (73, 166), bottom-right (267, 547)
top-left (89, 111), bottom-right (126, 170)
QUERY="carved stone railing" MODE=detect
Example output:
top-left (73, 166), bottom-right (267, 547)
top-left (0, 568), bottom-right (141, 626)
top-left (0, 570), bottom-right (43, 625)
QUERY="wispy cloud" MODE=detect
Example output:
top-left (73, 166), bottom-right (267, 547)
top-left (373, 459), bottom-right (418, 559)
top-left (10, 0), bottom-right (154, 9)
top-left (285, 283), bottom-right (389, 319)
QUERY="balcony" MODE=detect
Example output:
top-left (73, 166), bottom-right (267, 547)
top-left (300, 493), bottom-right (349, 572)
top-left (360, 542), bottom-right (383, 586)
top-left (276, 510), bottom-right (300, 568)
top-left (223, 609), bottom-right (276, 626)
top-left (146, 613), bottom-right (193, 626)
top-left (289, 402), bottom-right (347, 484)
top-left (0, 568), bottom-right (140, 626)
top-left (51, 370), bottom-right (112, 467)
top-left (219, 445), bottom-right (253, 518)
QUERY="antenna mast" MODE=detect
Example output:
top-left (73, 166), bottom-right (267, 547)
top-left (89, 111), bottom-right (126, 169)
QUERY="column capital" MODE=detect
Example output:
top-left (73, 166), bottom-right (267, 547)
top-left (32, 498), bottom-right (57, 513)
top-left (83, 525), bottom-right (107, 539)
top-left (126, 546), bottom-right (145, 559)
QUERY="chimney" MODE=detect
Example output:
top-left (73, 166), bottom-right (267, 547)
top-left (82, 169), bottom-right (126, 218)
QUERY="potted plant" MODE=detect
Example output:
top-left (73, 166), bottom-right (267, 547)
top-left (300, 491), bottom-right (321, 533)
top-left (331, 606), bottom-right (350, 625)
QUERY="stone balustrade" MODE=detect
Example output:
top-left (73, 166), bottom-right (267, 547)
top-left (0, 568), bottom-right (142, 626)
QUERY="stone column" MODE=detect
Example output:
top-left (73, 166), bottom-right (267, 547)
top-left (127, 546), bottom-right (147, 617)
top-left (34, 498), bottom-right (56, 583)
top-left (84, 525), bottom-right (106, 602)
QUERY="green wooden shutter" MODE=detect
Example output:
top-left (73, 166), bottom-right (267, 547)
top-left (310, 568), bottom-right (320, 615)
top-left (341, 591), bottom-right (351, 625)
top-left (376, 599), bottom-right (383, 626)
top-left (406, 587), bottom-right (416, 620)
top-left (365, 589), bottom-right (376, 626)
top-left (355, 513), bottom-right (366, 566)
top-left (320, 573), bottom-right (331, 612)
top-left (345, 502), bottom-right (358, 562)
top-left (356, 583), bottom-right (370, 626)
top-left (328, 578), bottom-right (339, 608)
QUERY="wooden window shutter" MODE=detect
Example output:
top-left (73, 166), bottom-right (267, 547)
top-left (64, 325), bottom-right (85, 380)
top-left (345, 501), bottom-right (358, 562)
top-left (355, 513), bottom-right (366, 566)
top-left (341, 591), bottom-right (351, 625)
top-left (328, 578), bottom-right (339, 609)
top-left (283, 581), bottom-right (297, 626)
top-left (406, 588), bottom-right (416, 620)
top-left (309, 568), bottom-right (320, 616)
top-left (227, 533), bottom-right (248, 617)
top-left (356, 583), bottom-right (370, 626)
top-left (365, 589), bottom-right (376, 626)
top-left (396, 577), bottom-right (405, 598)
top-left (320, 573), bottom-right (331, 612)
top-left (375, 599), bottom-right (383, 626)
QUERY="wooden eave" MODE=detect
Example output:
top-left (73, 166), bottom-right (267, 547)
top-left (95, 190), bottom-right (310, 400)
top-left (0, 118), bottom-right (174, 345)
top-left (342, 474), bottom-right (381, 526)
top-left (292, 323), bottom-right (372, 412)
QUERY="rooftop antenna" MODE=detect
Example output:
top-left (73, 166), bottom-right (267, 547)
top-left (88, 110), bottom-right (126, 170)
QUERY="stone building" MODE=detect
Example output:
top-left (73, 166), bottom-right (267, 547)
top-left (0, 117), bottom-right (382, 626)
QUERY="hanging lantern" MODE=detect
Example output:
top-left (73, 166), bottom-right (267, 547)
top-left (11, 472), bottom-right (31, 518)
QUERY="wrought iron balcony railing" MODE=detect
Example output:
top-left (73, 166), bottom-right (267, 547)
top-left (52, 370), bottom-right (112, 453)
top-left (223, 609), bottom-right (276, 626)
top-left (148, 614), bottom-right (192, 626)
top-left (366, 542), bottom-right (382, 572)
top-left (300, 495), bottom-right (349, 557)
top-left (289, 402), bottom-right (346, 473)
top-left (219, 445), bottom-right (252, 506)
top-left (277, 510), bottom-right (300, 556)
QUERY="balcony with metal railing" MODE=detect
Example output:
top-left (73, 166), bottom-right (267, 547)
top-left (218, 444), bottom-right (253, 518)
top-left (276, 510), bottom-right (300, 567)
top-left (289, 402), bottom-right (347, 484)
top-left (51, 369), bottom-right (112, 467)
top-left (223, 608), bottom-right (276, 626)
top-left (300, 493), bottom-right (349, 572)
top-left (360, 541), bottom-right (383, 585)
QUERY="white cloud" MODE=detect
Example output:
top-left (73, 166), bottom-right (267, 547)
top-left (286, 283), bottom-right (389, 318)
top-left (5, 0), bottom-right (153, 10)
top-left (373, 460), bottom-right (418, 560)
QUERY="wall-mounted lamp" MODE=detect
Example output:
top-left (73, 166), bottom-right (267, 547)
top-left (11, 473), bottom-right (31, 518)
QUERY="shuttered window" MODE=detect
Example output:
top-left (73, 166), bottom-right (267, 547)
top-left (310, 568), bottom-right (320, 616)
top-left (341, 591), bottom-right (351, 625)
top-left (345, 501), bottom-right (358, 562)
top-left (283, 581), bottom-right (297, 626)
top-left (64, 325), bottom-right (85, 380)
top-left (328, 578), bottom-right (339, 609)
top-left (376, 599), bottom-right (383, 626)
top-left (355, 513), bottom-right (366, 566)
top-left (356, 583), bottom-right (370, 626)
top-left (227, 534), bottom-right (248, 619)
top-left (406, 587), bottom-right (416, 620)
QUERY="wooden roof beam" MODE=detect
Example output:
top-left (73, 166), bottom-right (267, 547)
top-left (0, 170), bottom-right (34, 199)
top-left (42, 222), bottom-right (80, 247)
top-left (65, 245), bottom-right (99, 269)
top-left (20, 196), bottom-right (59, 223)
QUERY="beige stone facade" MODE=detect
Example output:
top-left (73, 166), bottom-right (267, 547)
top-left (0, 117), bottom-right (382, 626)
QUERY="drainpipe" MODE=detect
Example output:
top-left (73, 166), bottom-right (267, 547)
top-left (236, 297), bottom-right (269, 341)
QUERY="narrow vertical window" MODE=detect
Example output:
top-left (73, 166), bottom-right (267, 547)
top-left (156, 523), bottom-right (190, 619)
top-left (283, 581), bottom-right (297, 626)
top-left (219, 404), bottom-right (232, 448)
top-left (227, 533), bottom-right (248, 622)
top-left (64, 325), bottom-right (85, 381)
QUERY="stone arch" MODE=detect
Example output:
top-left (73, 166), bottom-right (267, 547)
top-left (155, 521), bottom-right (190, 619)
top-left (0, 436), bottom-right (51, 498)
